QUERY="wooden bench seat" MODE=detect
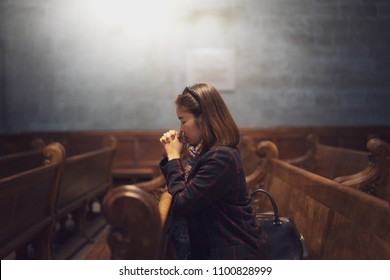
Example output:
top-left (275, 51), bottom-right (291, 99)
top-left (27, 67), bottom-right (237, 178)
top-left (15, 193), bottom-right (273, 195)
top-left (0, 142), bottom-right (65, 259)
top-left (248, 140), bottom-right (390, 259)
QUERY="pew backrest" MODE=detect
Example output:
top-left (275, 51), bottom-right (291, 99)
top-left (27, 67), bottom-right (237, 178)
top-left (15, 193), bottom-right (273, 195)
top-left (285, 134), bottom-right (369, 177)
top-left (285, 135), bottom-right (390, 201)
top-left (0, 142), bottom-right (65, 259)
top-left (0, 137), bottom-right (45, 156)
top-left (0, 138), bottom-right (46, 179)
top-left (56, 136), bottom-right (117, 219)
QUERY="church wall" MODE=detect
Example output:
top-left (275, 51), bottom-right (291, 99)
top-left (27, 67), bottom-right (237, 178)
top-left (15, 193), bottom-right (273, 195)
top-left (0, 0), bottom-right (389, 133)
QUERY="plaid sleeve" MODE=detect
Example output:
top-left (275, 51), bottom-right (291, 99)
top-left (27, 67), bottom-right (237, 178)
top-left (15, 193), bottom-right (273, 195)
top-left (161, 147), bottom-right (237, 217)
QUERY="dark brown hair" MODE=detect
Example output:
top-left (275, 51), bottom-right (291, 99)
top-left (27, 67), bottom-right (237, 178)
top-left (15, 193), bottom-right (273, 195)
top-left (176, 83), bottom-right (240, 155)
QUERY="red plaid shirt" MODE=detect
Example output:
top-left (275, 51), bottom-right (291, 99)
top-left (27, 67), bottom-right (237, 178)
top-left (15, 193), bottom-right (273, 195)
top-left (160, 146), bottom-right (265, 259)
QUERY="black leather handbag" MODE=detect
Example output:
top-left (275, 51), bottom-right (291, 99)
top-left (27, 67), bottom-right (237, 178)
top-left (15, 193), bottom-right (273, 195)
top-left (250, 189), bottom-right (308, 260)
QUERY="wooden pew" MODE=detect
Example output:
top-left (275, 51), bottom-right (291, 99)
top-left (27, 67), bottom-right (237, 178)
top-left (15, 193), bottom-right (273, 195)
top-left (248, 140), bottom-right (390, 259)
top-left (238, 135), bottom-right (264, 177)
top-left (97, 138), bottom-right (313, 259)
top-left (54, 136), bottom-right (117, 244)
top-left (101, 185), bottom-right (171, 259)
top-left (0, 138), bottom-right (46, 179)
top-left (284, 134), bottom-right (390, 201)
top-left (83, 172), bottom-right (169, 260)
top-left (0, 142), bottom-right (65, 259)
top-left (98, 144), bottom-right (288, 259)
top-left (93, 140), bottom-right (390, 260)
top-left (284, 134), bottom-right (369, 177)
top-left (0, 131), bottom-right (164, 183)
top-left (0, 136), bottom-right (45, 156)
top-left (2, 126), bottom-right (389, 184)
top-left (333, 137), bottom-right (390, 203)
top-left (109, 132), bottom-right (164, 184)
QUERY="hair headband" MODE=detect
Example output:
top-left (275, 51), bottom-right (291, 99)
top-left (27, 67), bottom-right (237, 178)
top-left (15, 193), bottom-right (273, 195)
top-left (182, 87), bottom-right (202, 110)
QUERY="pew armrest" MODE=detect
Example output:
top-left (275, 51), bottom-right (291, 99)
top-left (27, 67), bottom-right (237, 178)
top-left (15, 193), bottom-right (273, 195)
top-left (158, 191), bottom-right (172, 226)
top-left (102, 184), bottom-right (172, 259)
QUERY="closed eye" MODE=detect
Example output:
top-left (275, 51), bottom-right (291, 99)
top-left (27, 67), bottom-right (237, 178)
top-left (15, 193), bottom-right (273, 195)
top-left (178, 117), bottom-right (186, 125)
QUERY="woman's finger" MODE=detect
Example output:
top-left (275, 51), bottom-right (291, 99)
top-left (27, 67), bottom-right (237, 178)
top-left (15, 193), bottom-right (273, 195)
top-left (160, 130), bottom-right (178, 144)
top-left (160, 136), bottom-right (169, 144)
top-left (166, 130), bottom-right (173, 139)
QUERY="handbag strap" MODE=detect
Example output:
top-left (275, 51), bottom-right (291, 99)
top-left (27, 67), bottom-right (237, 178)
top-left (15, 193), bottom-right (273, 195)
top-left (250, 189), bottom-right (282, 225)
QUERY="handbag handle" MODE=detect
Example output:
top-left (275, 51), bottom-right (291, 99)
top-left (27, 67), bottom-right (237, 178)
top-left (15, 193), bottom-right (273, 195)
top-left (250, 189), bottom-right (282, 225)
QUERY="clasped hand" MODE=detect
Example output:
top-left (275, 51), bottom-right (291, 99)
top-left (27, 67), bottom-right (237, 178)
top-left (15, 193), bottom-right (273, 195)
top-left (160, 130), bottom-right (183, 160)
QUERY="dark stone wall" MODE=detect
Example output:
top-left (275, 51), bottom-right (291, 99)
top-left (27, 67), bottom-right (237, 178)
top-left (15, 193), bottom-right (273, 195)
top-left (0, 0), bottom-right (389, 132)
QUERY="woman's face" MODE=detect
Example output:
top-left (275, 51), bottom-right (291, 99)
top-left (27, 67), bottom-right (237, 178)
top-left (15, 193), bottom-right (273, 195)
top-left (176, 107), bottom-right (202, 146)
